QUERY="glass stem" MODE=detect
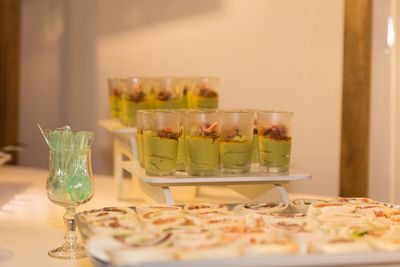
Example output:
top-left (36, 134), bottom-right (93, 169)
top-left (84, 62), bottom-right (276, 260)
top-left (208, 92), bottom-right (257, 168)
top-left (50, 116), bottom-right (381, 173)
top-left (63, 207), bottom-right (77, 249)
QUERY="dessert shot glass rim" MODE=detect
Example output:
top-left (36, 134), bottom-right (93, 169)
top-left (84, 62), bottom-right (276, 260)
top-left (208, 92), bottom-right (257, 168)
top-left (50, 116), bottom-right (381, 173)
top-left (184, 109), bottom-right (220, 114)
top-left (137, 109), bottom-right (155, 114)
top-left (107, 77), bottom-right (119, 82)
top-left (107, 77), bottom-right (126, 87)
top-left (195, 76), bottom-right (220, 81)
top-left (151, 109), bottom-right (179, 115)
top-left (137, 109), bottom-right (170, 113)
top-left (171, 108), bottom-right (190, 113)
top-left (257, 110), bottom-right (294, 115)
top-left (221, 109), bottom-right (257, 114)
top-left (125, 76), bottom-right (144, 82)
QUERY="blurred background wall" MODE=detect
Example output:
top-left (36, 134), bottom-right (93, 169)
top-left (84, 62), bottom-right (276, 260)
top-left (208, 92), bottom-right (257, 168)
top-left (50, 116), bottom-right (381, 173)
top-left (19, 0), bottom-right (344, 196)
top-left (369, 0), bottom-right (400, 202)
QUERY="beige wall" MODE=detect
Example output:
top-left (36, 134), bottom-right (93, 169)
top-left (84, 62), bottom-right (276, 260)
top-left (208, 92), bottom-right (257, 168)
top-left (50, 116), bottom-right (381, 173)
top-left (396, 1), bottom-right (400, 202)
top-left (19, 0), bottom-right (65, 168)
top-left (20, 0), bottom-right (344, 196)
top-left (369, 0), bottom-right (400, 203)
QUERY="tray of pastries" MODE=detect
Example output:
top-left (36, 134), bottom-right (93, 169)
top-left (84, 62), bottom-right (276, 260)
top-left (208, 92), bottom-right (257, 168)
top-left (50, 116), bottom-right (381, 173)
top-left (76, 198), bottom-right (400, 267)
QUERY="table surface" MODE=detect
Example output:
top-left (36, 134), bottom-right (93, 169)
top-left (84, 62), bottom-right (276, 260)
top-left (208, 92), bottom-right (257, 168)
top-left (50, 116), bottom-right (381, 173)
top-left (0, 166), bottom-right (397, 267)
top-left (0, 165), bottom-right (250, 267)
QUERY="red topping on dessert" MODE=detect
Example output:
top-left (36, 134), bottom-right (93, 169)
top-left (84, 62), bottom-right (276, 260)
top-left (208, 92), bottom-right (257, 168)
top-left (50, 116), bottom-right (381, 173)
top-left (156, 90), bottom-right (174, 101)
top-left (158, 129), bottom-right (179, 140)
top-left (223, 128), bottom-right (245, 142)
top-left (199, 85), bottom-right (218, 98)
top-left (127, 91), bottom-right (145, 102)
top-left (195, 122), bottom-right (220, 138)
top-left (260, 124), bottom-right (290, 141)
top-left (111, 88), bottom-right (121, 97)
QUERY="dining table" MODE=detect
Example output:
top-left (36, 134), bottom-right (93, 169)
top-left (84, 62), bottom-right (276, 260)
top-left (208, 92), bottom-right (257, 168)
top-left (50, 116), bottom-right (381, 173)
top-left (1, 165), bottom-right (398, 267)
top-left (0, 165), bottom-right (249, 267)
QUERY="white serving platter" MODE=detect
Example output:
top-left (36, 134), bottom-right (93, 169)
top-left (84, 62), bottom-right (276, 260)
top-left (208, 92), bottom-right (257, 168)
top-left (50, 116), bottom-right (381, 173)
top-left (122, 160), bottom-right (311, 186)
top-left (90, 251), bottom-right (400, 267)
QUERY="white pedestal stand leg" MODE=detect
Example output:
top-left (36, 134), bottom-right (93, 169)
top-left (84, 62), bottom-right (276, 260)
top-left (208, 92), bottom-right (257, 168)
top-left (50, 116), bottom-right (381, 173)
top-left (162, 187), bottom-right (175, 205)
top-left (274, 183), bottom-right (289, 203)
top-left (228, 183), bottom-right (289, 203)
top-left (135, 176), bottom-right (175, 204)
top-left (113, 138), bottom-right (124, 200)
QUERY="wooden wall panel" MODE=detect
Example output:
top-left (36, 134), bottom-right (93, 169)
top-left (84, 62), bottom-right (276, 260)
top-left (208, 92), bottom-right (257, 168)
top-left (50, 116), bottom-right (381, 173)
top-left (340, 0), bottom-right (372, 197)
top-left (0, 0), bottom-right (20, 164)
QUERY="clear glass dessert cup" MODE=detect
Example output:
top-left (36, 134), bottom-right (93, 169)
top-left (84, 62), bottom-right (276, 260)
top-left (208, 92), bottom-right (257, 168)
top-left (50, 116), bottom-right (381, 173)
top-left (257, 111), bottom-right (293, 173)
top-left (184, 109), bottom-right (221, 176)
top-left (191, 77), bottom-right (220, 109)
top-left (120, 77), bottom-right (153, 127)
top-left (220, 110), bottom-right (255, 174)
top-left (251, 110), bottom-right (259, 164)
top-left (107, 78), bottom-right (123, 120)
top-left (174, 109), bottom-right (187, 172)
top-left (143, 110), bottom-right (180, 176)
top-left (153, 77), bottom-right (186, 109)
top-left (46, 149), bottom-right (94, 259)
top-left (136, 110), bottom-right (154, 168)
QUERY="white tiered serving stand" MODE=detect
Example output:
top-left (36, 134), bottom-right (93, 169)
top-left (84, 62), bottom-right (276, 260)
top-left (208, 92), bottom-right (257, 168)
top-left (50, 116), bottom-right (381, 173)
top-left (99, 119), bottom-right (312, 205)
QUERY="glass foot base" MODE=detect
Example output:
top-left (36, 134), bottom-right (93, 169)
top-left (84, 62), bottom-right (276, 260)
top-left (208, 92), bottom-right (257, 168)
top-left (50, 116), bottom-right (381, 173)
top-left (48, 243), bottom-right (87, 259)
top-left (221, 167), bottom-right (250, 174)
top-left (260, 166), bottom-right (289, 174)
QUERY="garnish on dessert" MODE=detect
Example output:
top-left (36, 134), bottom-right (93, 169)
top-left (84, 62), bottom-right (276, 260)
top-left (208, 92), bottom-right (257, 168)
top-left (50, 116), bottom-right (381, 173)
top-left (156, 90), bottom-right (174, 101)
top-left (127, 85), bottom-right (146, 102)
top-left (186, 121), bottom-right (220, 176)
top-left (110, 87), bottom-right (121, 97)
top-left (260, 124), bottom-right (290, 140)
top-left (199, 84), bottom-right (218, 98)
top-left (222, 128), bottom-right (245, 142)
top-left (158, 128), bottom-right (179, 140)
top-left (192, 122), bottom-right (219, 138)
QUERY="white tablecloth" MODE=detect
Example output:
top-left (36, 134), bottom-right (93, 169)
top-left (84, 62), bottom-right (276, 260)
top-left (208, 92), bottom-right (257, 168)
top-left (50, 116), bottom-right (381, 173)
top-left (0, 166), bottom-right (397, 267)
top-left (0, 166), bottom-right (126, 267)
top-left (0, 165), bottom-right (248, 267)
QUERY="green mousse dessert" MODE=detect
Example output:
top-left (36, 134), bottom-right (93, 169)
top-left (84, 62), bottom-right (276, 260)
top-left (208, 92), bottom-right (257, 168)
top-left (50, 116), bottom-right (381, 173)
top-left (153, 90), bottom-right (186, 109)
top-left (186, 90), bottom-right (194, 108)
top-left (186, 122), bottom-right (220, 176)
top-left (193, 87), bottom-right (218, 109)
top-left (251, 129), bottom-right (259, 162)
top-left (176, 135), bottom-right (186, 171)
top-left (137, 130), bottom-right (144, 167)
top-left (109, 90), bottom-right (121, 119)
top-left (143, 129), bottom-right (179, 176)
top-left (258, 124), bottom-right (291, 173)
top-left (220, 129), bottom-right (253, 173)
top-left (121, 91), bottom-right (152, 127)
